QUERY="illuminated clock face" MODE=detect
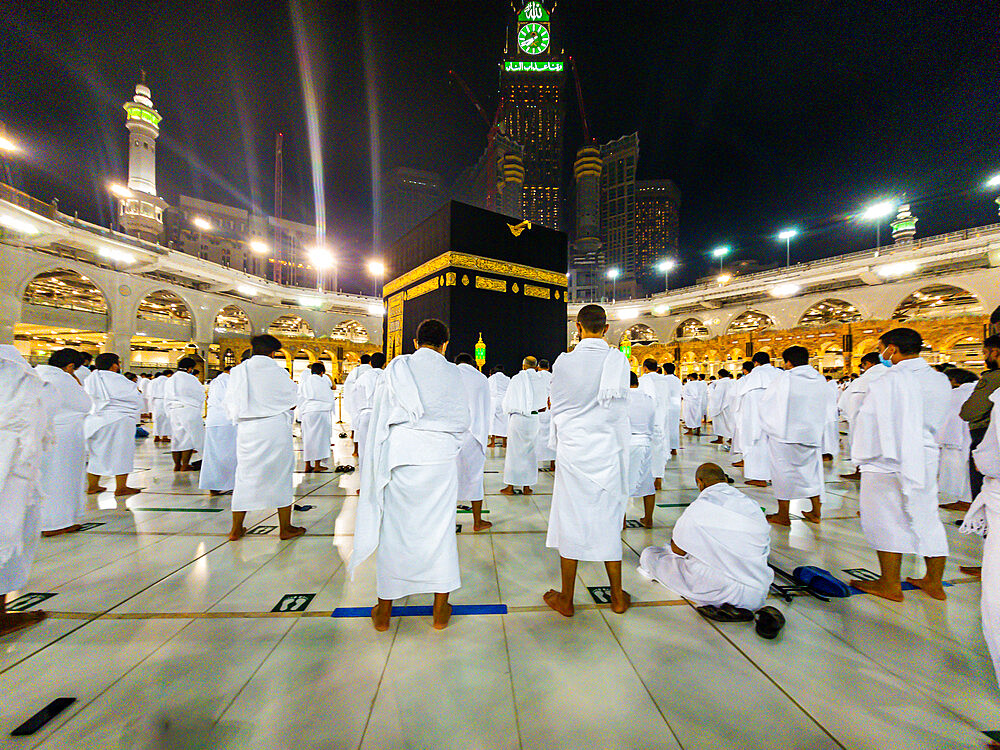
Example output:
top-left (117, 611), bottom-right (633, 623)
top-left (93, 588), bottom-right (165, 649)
top-left (518, 22), bottom-right (550, 55)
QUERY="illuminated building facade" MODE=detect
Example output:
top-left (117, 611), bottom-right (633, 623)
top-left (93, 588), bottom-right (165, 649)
top-left (569, 146), bottom-right (603, 301)
top-left (380, 168), bottom-right (444, 245)
top-left (500, 1), bottom-right (566, 230)
top-left (635, 179), bottom-right (681, 294)
top-left (118, 76), bottom-right (169, 243)
top-left (599, 133), bottom-right (639, 299)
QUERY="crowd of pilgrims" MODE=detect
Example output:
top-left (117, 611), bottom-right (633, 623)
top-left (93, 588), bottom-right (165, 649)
top-left (0, 306), bottom-right (997, 685)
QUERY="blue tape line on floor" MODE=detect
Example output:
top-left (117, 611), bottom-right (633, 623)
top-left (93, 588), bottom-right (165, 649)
top-left (331, 604), bottom-right (508, 618)
top-left (847, 581), bottom-right (952, 596)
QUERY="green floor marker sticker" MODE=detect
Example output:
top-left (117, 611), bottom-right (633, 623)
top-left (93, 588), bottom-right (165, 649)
top-left (272, 594), bottom-right (316, 612)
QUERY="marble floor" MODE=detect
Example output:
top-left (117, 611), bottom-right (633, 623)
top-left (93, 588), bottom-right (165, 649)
top-left (2, 426), bottom-right (997, 749)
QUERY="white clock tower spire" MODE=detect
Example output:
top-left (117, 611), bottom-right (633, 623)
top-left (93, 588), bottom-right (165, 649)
top-left (118, 72), bottom-right (168, 242)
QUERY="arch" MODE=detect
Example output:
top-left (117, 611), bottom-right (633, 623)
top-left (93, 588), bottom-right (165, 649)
top-left (268, 314), bottom-right (314, 338)
top-left (675, 318), bottom-right (709, 340)
top-left (137, 289), bottom-right (193, 324)
top-left (275, 348), bottom-right (293, 373)
top-left (853, 337), bottom-right (880, 358)
top-left (892, 284), bottom-right (984, 321)
top-left (21, 268), bottom-right (109, 314)
top-left (798, 298), bottom-right (862, 327)
top-left (624, 323), bottom-right (657, 345)
top-left (214, 304), bottom-right (252, 334)
top-left (330, 319), bottom-right (370, 343)
top-left (726, 310), bottom-right (774, 335)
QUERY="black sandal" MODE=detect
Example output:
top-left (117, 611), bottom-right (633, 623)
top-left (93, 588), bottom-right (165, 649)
top-left (754, 606), bottom-right (785, 639)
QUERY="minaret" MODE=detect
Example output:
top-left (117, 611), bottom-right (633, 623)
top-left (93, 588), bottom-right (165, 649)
top-left (890, 200), bottom-right (917, 244)
top-left (119, 73), bottom-right (168, 242)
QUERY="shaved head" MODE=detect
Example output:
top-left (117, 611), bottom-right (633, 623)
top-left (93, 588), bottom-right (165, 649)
top-left (523, 356), bottom-right (538, 370)
top-left (695, 462), bottom-right (728, 488)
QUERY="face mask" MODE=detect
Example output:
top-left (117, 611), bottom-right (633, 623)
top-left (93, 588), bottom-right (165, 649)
top-left (879, 347), bottom-right (892, 368)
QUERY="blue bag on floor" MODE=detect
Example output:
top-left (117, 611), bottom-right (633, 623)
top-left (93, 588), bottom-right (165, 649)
top-left (135, 426), bottom-right (149, 438)
top-left (793, 566), bottom-right (852, 598)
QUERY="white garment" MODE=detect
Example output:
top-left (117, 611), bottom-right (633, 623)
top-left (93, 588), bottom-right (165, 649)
top-left (938, 382), bottom-right (975, 503)
top-left (225, 356), bottom-right (298, 512)
top-left (342, 363), bottom-right (372, 429)
top-left (638, 372), bottom-right (669, 478)
top-left (546, 338), bottom-right (630, 561)
top-left (734, 364), bottom-right (781, 481)
top-left (639, 482), bottom-right (773, 610)
top-left (149, 374), bottom-right (172, 437)
top-left (823, 379), bottom-right (841, 457)
top-left (852, 357), bottom-right (952, 557)
top-left (298, 372), bottom-right (338, 462)
top-left (0, 346), bottom-right (54, 594)
top-left (535, 369), bottom-right (555, 463)
top-left (76, 365), bottom-right (92, 382)
top-left (662, 373), bottom-right (683, 451)
top-left (627, 389), bottom-right (657, 498)
top-left (838, 364), bottom-right (889, 469)
top-left (487, 372), bottom-right (510, 437)
top-left (457, 363), bottom-right (491, 504)
top-left (83, 369), bottom-right (143, 477)
top-left (35, 365), bottom-right (91, 531)
top-left (707, 377), bottom-right (735, 439)
top-left (760, 365), bottom-right (830, 501)
top-left (349, 347), bottom-right (470, 599)
top-left (503, 370), bottom-right (539, 487)
top-left (351, 367), bottom-right (384, 471)
top-left (199, 373), bottom-right (237, 492)
top-left (681, 380), bottom-right (705, 429)
top-left (165, 370), bottom-right (205, 454)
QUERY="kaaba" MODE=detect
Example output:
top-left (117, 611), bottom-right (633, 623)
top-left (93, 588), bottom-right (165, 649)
top-left (383, 201), bottom-right (568, 373)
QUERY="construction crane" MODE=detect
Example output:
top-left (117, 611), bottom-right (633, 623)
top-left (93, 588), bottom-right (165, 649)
top-left (568, 56), bottom-right (593, 144)
top-left (448, 70), bottom-right (505, 210)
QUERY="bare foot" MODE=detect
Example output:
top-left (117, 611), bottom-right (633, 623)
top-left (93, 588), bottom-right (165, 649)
top-left (732, 460), bottom-right (744, 468)
top-left (432, 602), bottom-right (452, 630)
top-left (840, 471), bottom-right (861, 480)
top-left (801, 510), bottom-right (821, 524)
top-left (670, 449), bottom-right (677, 456)
top-left (87, 486), bottom-right (107, 495)
top-left (279, 525), bottom-right (306, 540)
top-left (654, 478), bottom-right (662, 490)
top-left (610, 589), bottom-right (631, 614)
top-left (41, 524), bottom-right (82, 538)
top-left (228, 526), bottom-right (245, 541)
top-left (745, 479), bottom-right (768, 487)
top-left (851, 579), bottom-right (904, 602)
top-left (711, 437), bottom-right (724, 444)
top-left (939, 501), bottom-right (971, 512)
top-left (959, 565), bottom-right (982, 577)
top-left (115, 487), bottom-right (141, 497)
top-left (522, 487), bottom-right (533, 495)
top-left (905, 576), bottom-right (947, 600)
top-left (314, 465), bottom-right (329, 473)
top-left (371, 602), bottom-right (391, 631)
top-left (0, 610), bottom-right (47, 638)
top-left (304, 465), bottom-right (314, 473)
top-left (543, 589), bottom-right (574, 617)
top-left (766, 513), bottom-right (791, 527)
top-left (500, 486), bottom-right (515, 496)
top-left (641, 516), bottom-right (654, 529)
top-left (209, 490), bottom-right (223, 496)
top-left (473, 520), bottom-right (493, 532)
top-left (822, 454), bottom-right (833, 462)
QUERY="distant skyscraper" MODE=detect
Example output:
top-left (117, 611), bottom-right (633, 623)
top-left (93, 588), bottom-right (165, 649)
top-left (635, 179), bottom-right (681, 294)
top-left (599, 133), bottom-right (638, 299)
top-left (450, 136), bottom-right (524, 220)
top-left (380, 168), bottom-right (444, 244)
top-left (500, 1), bottom-right (566, 230)
top-left (569, 145), bottom-right (603, 302)
top-left (118, 75), bottom-right (168, 242)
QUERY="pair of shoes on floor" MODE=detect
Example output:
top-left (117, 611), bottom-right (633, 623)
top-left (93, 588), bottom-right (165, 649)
top-left (333, 465), bottom-right (355, 473)
top-left (696, 603), bottom-right (785, 639)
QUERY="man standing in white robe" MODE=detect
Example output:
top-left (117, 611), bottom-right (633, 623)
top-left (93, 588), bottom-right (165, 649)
top-left (501, 357), bottom-right (539, 495)
top-left (224, 334), bottom-right (305, 542)
top-left (165, 357), bottom-right (205, 473)
top-left (682, 376), bottom-right (704, 435)
top-left (351, 352), bottom-right (386, 475)
top-left (822, 376), bottom-right (841, 461)
top-left (138, 373), bottom-right (153, 419)
top-left (639, 463), bottom-right (773, 610)
top-left (455, 352), bottom-right (492, 531)
top-left (732, 352), bottom-right (781, 487)
top-left (76, 352), bottom-right (93, 383)
top-left (487, 366), bottom-right (510, 448)
top-left (638, 359), bottom-right (668, 490)
top-left (0, 346), bottom-right (54, 637)
top-left (297, 362), bottom-right (338, 473)
top-left (662, 362), bottom-right (682, 455)
top-left (535, 359), bottom-right (555, 471)
top-left (342, 353), bottom-right (372, 454)
top-left (350, 319), bottom-right (470, 631)
top-left (627, 371), bottom-right (657, 528)
top-left (544, 304), bottom-right (632, 617)
top-left (84, 353), bottom-right (144, 497)
top-left (938, 369), bottom-right (978, 510)
top-left (851, 327), bottom-right (952, 601)
top-left (708, 369), bottom-right (735, 445)
top-left (36, 348), bottom-right (91, 536)
top-left (199, 366), bottom-right (237, 496)
top-left (837, 352), bottom-right (887, 480)
top-left (760, 346), bottom-right (831, 526)
top-left (149, 370), bottom-right (172, 443)
top-left (960, 389), bottom-right (1000, 688)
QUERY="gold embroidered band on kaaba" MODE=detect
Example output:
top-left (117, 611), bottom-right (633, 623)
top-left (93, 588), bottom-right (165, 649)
top-left (383, 251), bottom-right (568, 297)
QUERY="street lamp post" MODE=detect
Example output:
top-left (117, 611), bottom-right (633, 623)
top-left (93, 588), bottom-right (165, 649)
top-left (986, 174), bottom-right (1000, 217)
top-left (860, 199), bottom-right (897, 257)
top-left (309, 247), bottom-right (334, 292)
top-left (711, 245), bottom-right (730, 272)
top-left (657, 258), bottom-right (677, 292)
top-left (367, 260), bottom-right (385, 297)
top-left (606, 267), bottom-right (620, 303)
top-left (777, 228), bottom-right (798, 267)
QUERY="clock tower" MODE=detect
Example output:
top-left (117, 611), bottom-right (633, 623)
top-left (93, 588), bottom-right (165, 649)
top-left (500, 1), bottom-right (566, 231)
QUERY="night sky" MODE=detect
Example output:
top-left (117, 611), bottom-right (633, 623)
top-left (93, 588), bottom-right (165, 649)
top-left (3, 0), bottom-right (997, 292)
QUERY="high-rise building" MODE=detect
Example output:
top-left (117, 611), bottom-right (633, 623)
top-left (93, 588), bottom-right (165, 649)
top-left (380, 168), bottom-right (444, 246)
top-left (450, 135), bottom-right (524, 220)
top-left (500, 1), bottom-right (566, 230)
top-left (635, 179), bottom-right (681, 294)
top-left (118, 76), bottom-right (168, 243)
top-left (599, 133), bottom-right (638, 299)
top-left (569, 145), bottom-right (603, 302)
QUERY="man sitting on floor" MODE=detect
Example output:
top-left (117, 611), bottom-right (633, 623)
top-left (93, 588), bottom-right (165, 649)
top-left (639, 462), bottom-right (773, 611)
